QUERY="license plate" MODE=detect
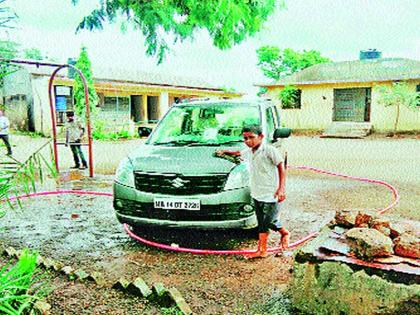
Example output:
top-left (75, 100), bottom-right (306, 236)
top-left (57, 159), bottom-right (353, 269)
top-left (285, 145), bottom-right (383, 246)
top-left (154, 198), bottom-right (200, 210)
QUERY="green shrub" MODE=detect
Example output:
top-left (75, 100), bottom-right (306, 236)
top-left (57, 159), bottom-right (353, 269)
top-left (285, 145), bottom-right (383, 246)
top-left (160, 306), bottom-right (183, 315)
top-left (0, 249), bottom-right (48, 314)
top-left (92, 120), bottom-right (134, 140)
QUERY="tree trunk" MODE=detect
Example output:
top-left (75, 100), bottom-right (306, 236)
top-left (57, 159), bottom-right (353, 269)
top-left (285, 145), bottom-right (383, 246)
top-left (393, 104), bottom-right (400, 135)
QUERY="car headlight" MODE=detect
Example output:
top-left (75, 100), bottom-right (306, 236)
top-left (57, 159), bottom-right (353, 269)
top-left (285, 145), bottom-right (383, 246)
top-left (224, 164), bottom-right (249, 191)
top-left (115, 157), bottom-right (135, 187)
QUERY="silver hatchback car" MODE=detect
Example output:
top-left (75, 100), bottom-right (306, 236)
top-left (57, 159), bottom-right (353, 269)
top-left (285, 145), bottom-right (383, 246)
top-left (113, 98), bottom-right (290, 229)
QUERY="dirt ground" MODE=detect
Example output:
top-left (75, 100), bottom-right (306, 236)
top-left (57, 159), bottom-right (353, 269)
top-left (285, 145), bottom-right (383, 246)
top-left (1, 134), bottom-right (419, 314)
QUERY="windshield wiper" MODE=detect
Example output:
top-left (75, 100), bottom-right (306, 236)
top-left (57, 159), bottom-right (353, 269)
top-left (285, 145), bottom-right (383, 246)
top-left (153, 140), bottom-right (197, 146)
top-left (188, 140), bottom-right (243, 146)
top-left (217, 139), bottom-right (243, 145)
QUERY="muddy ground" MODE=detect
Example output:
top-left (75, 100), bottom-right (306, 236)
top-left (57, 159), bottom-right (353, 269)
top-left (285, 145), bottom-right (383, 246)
top-left (1, 135), bottom-right (419, 314)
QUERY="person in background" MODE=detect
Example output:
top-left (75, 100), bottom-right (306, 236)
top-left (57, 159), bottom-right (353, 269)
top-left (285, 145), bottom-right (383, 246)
top-left (216, 124), bottom-right (290, 259)
top-left (0, 110), bottom-right (13, 156)
top-left (65, 112), bottom-right (88, 169)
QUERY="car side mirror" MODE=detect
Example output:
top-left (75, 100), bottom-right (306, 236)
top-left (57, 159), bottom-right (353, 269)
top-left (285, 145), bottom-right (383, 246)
top-left (273, 128), bottom-right (291, 140)
top-left (138, 126), bottom-right (153, 137)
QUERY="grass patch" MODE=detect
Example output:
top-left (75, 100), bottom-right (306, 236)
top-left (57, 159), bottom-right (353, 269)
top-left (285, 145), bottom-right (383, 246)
top-left (0, 249), bottom-right (49, 314)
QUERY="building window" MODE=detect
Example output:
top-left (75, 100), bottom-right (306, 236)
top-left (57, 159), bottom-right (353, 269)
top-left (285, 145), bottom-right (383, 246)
top-left (54, 85), bottom-right (73, 125)
top-left (102, 96), bottom-right (130, 112)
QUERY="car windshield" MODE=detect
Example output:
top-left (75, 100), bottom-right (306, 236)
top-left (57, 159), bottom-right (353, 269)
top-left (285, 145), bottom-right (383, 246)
top-left (148, 103), bottom-right (261, 146)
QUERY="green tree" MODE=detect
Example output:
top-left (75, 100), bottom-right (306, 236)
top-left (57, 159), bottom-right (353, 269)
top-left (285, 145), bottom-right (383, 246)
top-left (73, 46), bottom-right (98, 118)
top-left (0, 0), bottom-right (16, 30)
top-left (0, 0), bottom-right (19, 84)
top-left (279, 84), bottom-right (301, 109)
top-left (257, 46), bottom-right (331, 81)
top-left (257, 47), bottom-right (330, 106)
top-left (0, 39), bottom-right (18, 58)
top-left (72, 0), bottom-right (278, 63)
top-left (23, 47), bottom-right (43, 60)
top-left (377, 82), bottom-right (420, 135)
top-left (0, 0), bottom-right (18, 58)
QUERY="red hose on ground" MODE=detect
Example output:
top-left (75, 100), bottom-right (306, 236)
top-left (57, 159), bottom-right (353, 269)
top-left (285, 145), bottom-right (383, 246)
top-left (289, 165), bottom-right (400, 214)
top-left (7, 165), bottom-right (399, 256)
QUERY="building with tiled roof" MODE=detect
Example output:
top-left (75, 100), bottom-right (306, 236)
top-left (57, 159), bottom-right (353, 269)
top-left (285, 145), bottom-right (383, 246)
top-left (258, 54), bottom-right (420, 134)
top-left (1, 61), bottom-right (242, 135)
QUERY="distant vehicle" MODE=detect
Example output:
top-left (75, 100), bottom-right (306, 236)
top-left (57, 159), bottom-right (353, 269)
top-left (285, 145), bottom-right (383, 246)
top-left (113, 98), bottom-right (291, 229)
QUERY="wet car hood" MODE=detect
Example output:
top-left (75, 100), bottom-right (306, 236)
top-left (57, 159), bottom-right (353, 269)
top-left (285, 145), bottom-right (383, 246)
top-left (128, 144), bottom-right (244, 175)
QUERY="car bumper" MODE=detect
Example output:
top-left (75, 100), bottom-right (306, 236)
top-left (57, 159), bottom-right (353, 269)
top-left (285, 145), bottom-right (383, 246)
top-left (113, 181), bottom-right (256, 229)
top-left (116, 212), bottom-right (257, 229)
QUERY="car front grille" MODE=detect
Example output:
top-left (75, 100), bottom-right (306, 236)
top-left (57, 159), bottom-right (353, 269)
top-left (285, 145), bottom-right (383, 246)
top-left (114, 199), bottom-right (253, 221)
top-left (134, 172), bottom-right (228, 195)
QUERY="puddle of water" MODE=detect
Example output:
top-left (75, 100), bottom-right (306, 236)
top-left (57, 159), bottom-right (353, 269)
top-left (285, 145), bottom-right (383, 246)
top-left (0, 173), bottom-right (367, 263)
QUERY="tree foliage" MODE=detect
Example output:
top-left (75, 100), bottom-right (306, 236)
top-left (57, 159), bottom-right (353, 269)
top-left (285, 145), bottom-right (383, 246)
top-left (0, 39), bottom-right (18, 58)
top-left (257, 47), bottom-right (330, 106)
top-left (73, 46), bottom-right (98, 118)
top-left (279, 84), bottom-right (301, 109)
top-left (72, 0), bottom-right (278, 63)
top-left (23, 47), bottom-right (44, 60)
top-left (257, 46), bottom-right (331, 81)
top-left (377, 82), bottom-right (420, 135)
top-left (0, 142), bottom-right (57, 217)
top-left (0, 0), bottom-right (16, 30)
top-left (0, 1), bottom-right (20, 84)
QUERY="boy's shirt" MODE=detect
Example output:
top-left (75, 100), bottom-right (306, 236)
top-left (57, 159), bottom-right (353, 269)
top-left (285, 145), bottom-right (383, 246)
top-left (0, 116), bottom-right (9, 135)
top-left (65, 119), bottom-right (84, 143)
top-left (241, 143), bottom-right (284, 202)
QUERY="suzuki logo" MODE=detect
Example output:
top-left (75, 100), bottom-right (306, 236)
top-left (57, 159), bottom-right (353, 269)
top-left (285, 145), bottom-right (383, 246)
top-left (170, 177), bottom-right (190, 188)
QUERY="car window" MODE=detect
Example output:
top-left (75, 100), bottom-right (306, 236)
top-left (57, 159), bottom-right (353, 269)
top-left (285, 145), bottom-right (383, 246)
top-left (148, 103), bottom-right (261, 145)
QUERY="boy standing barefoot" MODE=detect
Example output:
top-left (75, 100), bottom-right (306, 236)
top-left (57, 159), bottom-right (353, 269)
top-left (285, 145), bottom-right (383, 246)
top-left (216, 125), bottom-right (290, 258)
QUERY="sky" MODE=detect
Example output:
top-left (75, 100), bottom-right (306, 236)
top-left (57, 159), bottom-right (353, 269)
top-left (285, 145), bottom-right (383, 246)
top-left (4, 0), bottom-right (420, 95)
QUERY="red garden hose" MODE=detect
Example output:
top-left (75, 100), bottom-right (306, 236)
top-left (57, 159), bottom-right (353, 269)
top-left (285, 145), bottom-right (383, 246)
top-left (8, 165), bottom-right (399, 256)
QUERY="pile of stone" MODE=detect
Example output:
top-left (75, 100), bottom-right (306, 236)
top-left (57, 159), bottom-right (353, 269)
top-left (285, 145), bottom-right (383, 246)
top-left (1, 244), bottom-right (192, 315)
top-left (334, 209), bottom-right (420, 260)
top-left (113, 277), bottom-right (192, 314)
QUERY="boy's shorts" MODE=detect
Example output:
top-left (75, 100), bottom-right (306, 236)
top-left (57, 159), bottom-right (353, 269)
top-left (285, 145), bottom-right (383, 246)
top-left (253, 199), bottom-right (282, 233)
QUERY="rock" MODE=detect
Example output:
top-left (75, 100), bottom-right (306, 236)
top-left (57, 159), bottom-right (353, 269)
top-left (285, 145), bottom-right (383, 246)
top-left (374, 226), bottom-right (391, 237)
top-left (168, 288), bottom-right (193, 315)
top-left (333, 226), bottom-right (347, 235)
top-left (355, 210), bottom-right (379, 227)
top-left (390, 221), bottom-right (420, 239)
top-left (290, 261), bottom-right (420, 315)
top-left (152, 282), bottom-right (170, 306)
top-left (60, 266), bottom-right (74, 276)
top-left (42, 258), bottom-right (55, 270)
top-left (112, 278), bottom-right (130, 291)
top-left (346, 228), bottom-right (394, 259)
top-left (74, 269), bottom-right (89, 281)
top-left (14, 249), bottom-right (22, 259)
top-left (51, 261), bottom-right (64, 272)
top-left (4, 246), bottom-right (17, 257)
top-left (36, 255), bottom-right (44, 266)
top-left (31, 300), bottom-right (51, 315)
top-left (394, 234), bottom-right (420, 259)
top-left (334, 209), bottom-right (357, 227)
top-left (369, 218), bottom-right (391, 237)
top-left (127, 277), bottom-right (152, 298)
top-left (370, 217), bottom-right (390, 228)
top-left (389, 222), bottom-right (406, 239)
top-left (87, 272), bottom-right (105, 286)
